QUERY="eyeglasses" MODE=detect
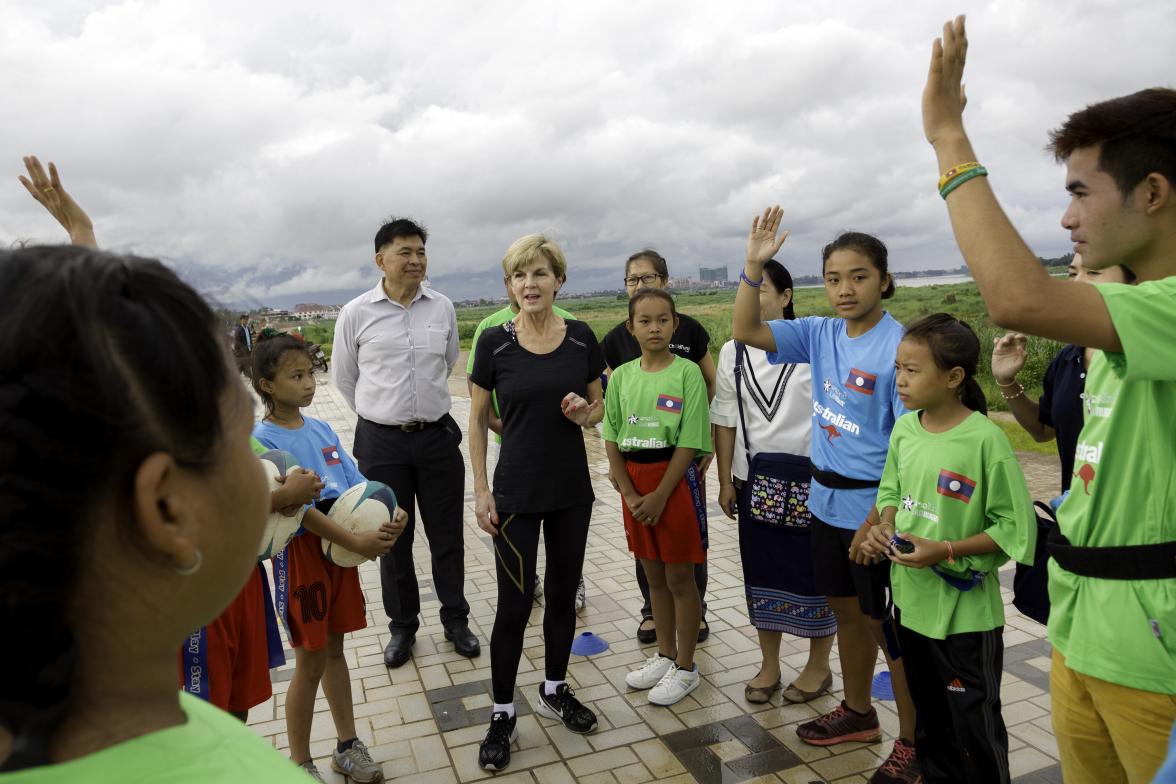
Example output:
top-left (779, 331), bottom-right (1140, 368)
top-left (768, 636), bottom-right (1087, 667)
top-left (624, 273), bottom-right (663, 287)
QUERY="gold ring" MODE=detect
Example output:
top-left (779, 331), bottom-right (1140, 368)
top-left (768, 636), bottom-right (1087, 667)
top-left (42, 186), bottom-right (55, 193)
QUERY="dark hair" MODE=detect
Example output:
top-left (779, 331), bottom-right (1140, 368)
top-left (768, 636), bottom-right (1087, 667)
top-left (625, 249), bottom-right (669, 279)
top-left (903, 313), bottom-right (987, 415)
top-left (762, 259), bottom-right (796, 320)
top-left (239, 313), bottom-right (248, 320)
top-left (1048, 88), bottom-right (1176, 198)
top-left (252, 335), bottom-right (310, 417)
top-left (374, 217), bottom-right (428, 253)
top-left (0, 246), bottom-right (230, 771)
top-left (627, 288), bottom-right (678, 323)
top-left (821, 232), bottom-right (895, 299)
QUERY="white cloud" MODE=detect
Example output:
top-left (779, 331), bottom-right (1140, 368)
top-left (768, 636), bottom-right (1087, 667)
top-left (1, 0), bottom-right (1172, 298)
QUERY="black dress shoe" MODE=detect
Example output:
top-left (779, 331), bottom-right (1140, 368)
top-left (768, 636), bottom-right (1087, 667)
top-left (636, 617), bottom-right (657, 645)
top-left (445, 625), bottom-right (481, 658)
top-left (384, 629), bottom-right (415, 668)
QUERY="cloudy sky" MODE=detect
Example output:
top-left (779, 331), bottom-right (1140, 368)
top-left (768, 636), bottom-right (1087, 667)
top-left (2, 0), bottom-right (1173, 302)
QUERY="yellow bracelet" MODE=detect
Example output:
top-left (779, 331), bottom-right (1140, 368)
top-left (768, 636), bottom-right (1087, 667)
top-left (938, 161), bottom-right (983, 191)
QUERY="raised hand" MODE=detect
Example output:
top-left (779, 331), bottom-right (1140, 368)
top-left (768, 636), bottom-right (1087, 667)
top-left (745, 205), bottom-right (789, 268)
top-left (990, 333), bottom-right (1028, 385)
top-left (922, 15), bottom-right (969, 146)
top-left (18, 156), bottom-right (97, 247)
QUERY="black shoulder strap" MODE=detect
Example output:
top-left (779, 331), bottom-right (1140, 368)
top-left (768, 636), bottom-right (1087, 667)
top-left (734, 342), bottom-right (753, 467)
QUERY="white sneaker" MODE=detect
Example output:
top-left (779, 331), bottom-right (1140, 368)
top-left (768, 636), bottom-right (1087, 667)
top-left (648, 664), bottom-right (701, 706)
top-left (626, 655), bottom-right (676, 690)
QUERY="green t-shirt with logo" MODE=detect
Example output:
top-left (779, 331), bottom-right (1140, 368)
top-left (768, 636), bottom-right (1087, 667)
top-left (0, 691), bottom-right (307, 783)
top-left (467, 304), bottom-right (576, 444)
top-left (876, 411), bottom-right (1035, 639)
top-left (1048, 277), bottom-right (1176, 694)
top-left (602, 355), bottom-right (712, 457)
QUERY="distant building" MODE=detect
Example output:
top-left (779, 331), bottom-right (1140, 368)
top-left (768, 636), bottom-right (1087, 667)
top-left (291, 303), bottom-right (341, 320)
top-left (699, 265), bottom-right (727, 283)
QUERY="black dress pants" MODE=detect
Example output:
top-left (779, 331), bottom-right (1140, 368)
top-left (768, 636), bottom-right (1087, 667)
top-left (354, 415), bottom-right (470, 633)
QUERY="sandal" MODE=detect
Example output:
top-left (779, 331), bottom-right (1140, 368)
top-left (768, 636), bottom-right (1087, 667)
top-left (782, 672), bottom-right (833, 704)
top-left (744, 678), bottom-right (782, 704)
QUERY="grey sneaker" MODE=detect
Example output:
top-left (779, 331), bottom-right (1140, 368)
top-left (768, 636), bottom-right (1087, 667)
top-left (299, 761), bottom-right (326, 782)
top-left (331, 739), bottom-right (383, 782)
top-left (574, 577), bottom-right (587, 611)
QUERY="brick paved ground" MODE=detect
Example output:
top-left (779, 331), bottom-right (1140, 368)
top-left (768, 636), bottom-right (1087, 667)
top-left (248, 359), bottom-right (1063, 783)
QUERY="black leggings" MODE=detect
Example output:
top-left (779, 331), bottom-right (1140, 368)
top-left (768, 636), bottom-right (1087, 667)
top-left (490, 505), bottom-right (592, 704)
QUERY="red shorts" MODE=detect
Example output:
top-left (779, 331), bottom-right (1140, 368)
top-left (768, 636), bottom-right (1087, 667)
top-left (177, 566), bottom-right (272, 712)
top-left (281, 531), bottom-right (366, 651)
top-left (622, 460), bottom-right (708, 564)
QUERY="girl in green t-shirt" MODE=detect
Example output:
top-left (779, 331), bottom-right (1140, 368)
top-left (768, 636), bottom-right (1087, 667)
top-left (863, 313), bottom-right (1036, 784)
top-left (603, 290), bottom-right (713, 707)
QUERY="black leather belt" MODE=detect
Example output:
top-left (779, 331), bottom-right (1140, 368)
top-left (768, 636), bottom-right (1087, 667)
top-left (367, 418), bottom-right (445, 433)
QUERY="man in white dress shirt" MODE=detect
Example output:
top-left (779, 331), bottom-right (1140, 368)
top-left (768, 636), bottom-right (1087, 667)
top-left (333, 217), bottom-right (479, 668)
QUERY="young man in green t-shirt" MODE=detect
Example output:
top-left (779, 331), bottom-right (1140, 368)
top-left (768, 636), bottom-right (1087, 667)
top-left (922, 17), bottom-right (1176, 782)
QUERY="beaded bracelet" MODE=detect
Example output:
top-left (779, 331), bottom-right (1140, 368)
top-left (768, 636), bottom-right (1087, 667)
top-left (1000, 384), bottom-right (1025, 401)
top-left (940, 166), bottom-right (988, 199)
top-left (938, 161), bottom-right (983, 190)
top-left (739, 270), bottom-right (762, 288)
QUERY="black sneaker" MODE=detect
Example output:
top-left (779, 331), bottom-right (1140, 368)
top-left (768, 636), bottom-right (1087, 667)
top-left (478, 711), bottom-right (518, 771)
top-left (536, 684), bottom-right (598, 734)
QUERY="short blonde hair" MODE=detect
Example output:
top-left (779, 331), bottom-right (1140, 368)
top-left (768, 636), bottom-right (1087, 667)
top-left (501, 234), bottom-right (567, 281)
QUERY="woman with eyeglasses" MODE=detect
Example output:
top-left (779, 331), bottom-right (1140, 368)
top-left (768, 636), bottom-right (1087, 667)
top-left (599, 250), bottom-right (716, 646)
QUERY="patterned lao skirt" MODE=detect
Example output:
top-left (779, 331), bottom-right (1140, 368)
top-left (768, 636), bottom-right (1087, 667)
top-left (737, 452), bottom-right (836, 638)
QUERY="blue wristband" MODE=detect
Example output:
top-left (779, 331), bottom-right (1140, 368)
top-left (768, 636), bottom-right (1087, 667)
top-left (740, 270), bottom-right (762, 288)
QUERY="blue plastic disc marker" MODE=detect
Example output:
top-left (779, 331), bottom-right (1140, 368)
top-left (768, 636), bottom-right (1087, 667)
top-left (871, 671), bottom-right (894, 701)
top-left (570, 631), bottom-right (609, 656)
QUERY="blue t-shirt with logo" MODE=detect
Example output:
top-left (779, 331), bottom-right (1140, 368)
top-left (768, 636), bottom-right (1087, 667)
top-left (767, 313), bottom-right (905, 529)
top-left (252, 416), bottom-right (365, 502)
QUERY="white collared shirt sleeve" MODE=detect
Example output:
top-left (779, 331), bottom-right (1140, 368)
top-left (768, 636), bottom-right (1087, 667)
top-left (445, 299), bottom-right (459, 374)
top-left (710, 340), bottom-right (739, 428)
top-left (332, 301), bottom-right (360, 411)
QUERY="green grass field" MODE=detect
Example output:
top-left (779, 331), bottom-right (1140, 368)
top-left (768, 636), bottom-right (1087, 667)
top-left (303, 275), bottom-right (1064, 415)
top-left (454, 279), bottom-right (1061, 413)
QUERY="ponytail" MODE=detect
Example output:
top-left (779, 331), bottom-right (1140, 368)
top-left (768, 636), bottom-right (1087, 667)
top-left (960, 376), bottom-right (988, 416)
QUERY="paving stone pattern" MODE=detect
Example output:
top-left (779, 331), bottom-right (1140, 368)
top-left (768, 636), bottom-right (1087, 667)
top-left (248, 362), bottom-right (1063, 783)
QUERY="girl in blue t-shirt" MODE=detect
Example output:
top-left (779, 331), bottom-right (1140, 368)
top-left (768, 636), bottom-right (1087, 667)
top-left (731, 206), bottom-right (918, 783)
top-left (252, 336), bottom-right (405, 783)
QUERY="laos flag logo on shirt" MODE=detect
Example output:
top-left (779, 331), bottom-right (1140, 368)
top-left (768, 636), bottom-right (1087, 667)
top-left (936, 469), bottom-right (976, 503)
top-left (656, 394), bottom-right (684, 415)
top-left (322, 445), bottom-right (342, 466)
top-left (844, 368), bottom-right (877, 395)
